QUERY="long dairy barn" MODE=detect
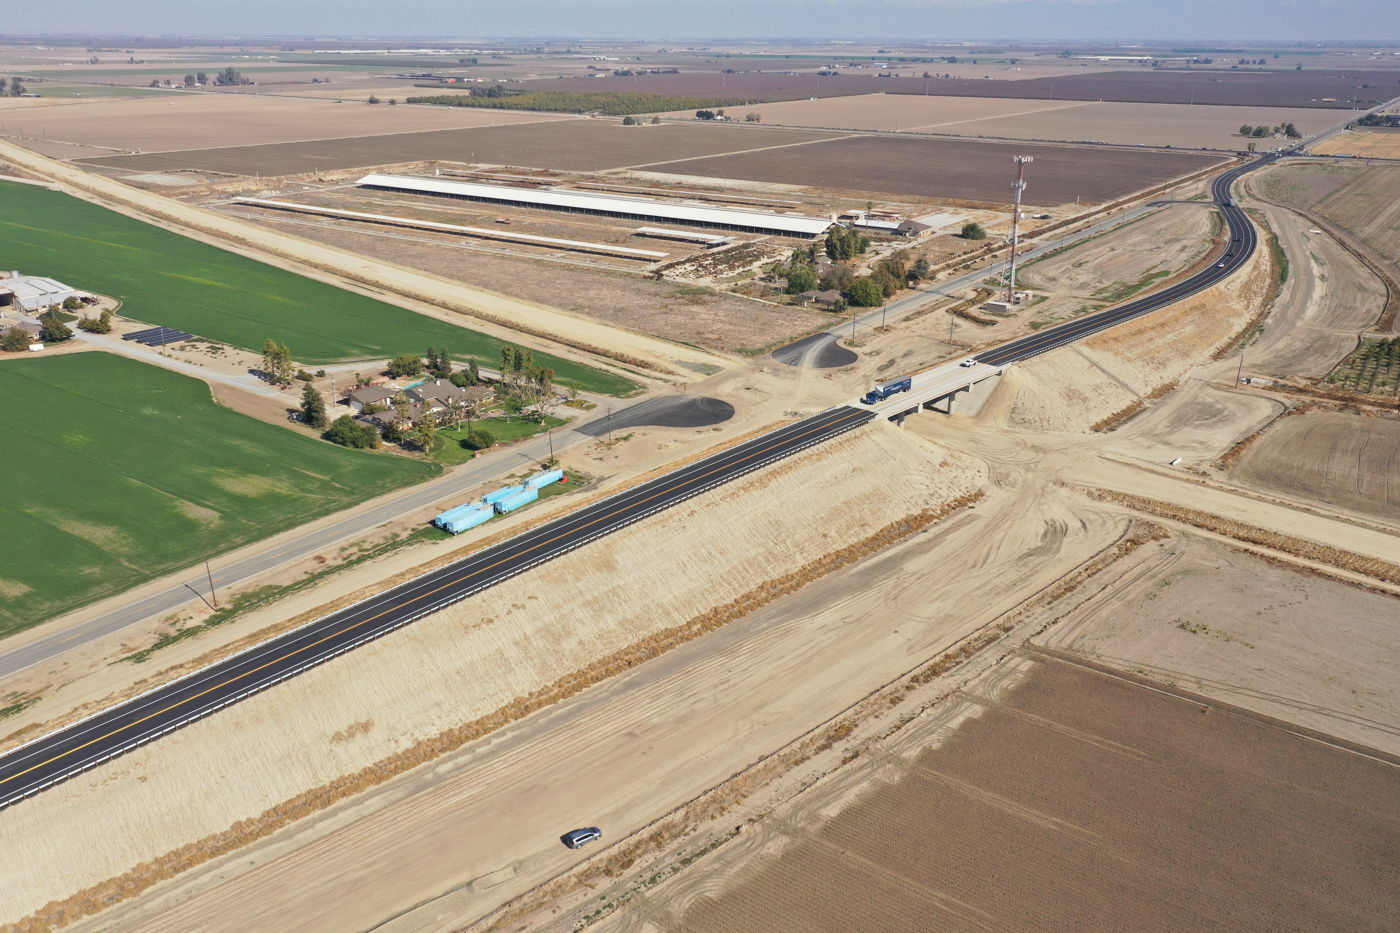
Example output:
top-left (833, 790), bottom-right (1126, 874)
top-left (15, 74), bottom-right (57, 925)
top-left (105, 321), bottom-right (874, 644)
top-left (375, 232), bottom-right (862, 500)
top-left (356, 173), bottom-right (834, 238)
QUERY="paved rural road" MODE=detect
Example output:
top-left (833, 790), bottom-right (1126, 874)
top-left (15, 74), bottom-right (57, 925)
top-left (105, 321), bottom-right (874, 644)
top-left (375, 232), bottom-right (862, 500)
top-left (774, 162), bottom-right (1248, 370)
top-left (0, 406), bottom-right (872, 808)
top-left (0, 393), bottom-right (722, 682)
top-left (975, 154), bottom-right (1268, 367)
top-left (0, 155), bottom-right (1276, 805)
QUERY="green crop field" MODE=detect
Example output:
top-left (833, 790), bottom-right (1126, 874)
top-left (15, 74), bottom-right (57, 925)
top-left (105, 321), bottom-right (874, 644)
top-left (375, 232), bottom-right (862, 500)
top-left (0, 180), bottom-right (638, 395)
top-left (29, 84), bottom-right (184, 98)
top-left (0, 353), bottom-right (439, 635)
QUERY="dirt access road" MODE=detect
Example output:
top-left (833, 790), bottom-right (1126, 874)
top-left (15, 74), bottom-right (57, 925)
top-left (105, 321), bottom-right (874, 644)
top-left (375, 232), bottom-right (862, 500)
top-left (0, 140), bottom-right (727, 378)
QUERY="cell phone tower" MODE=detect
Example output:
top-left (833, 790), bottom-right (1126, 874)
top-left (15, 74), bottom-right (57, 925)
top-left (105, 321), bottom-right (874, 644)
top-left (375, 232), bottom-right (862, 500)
top-left (1006, 155), bottom-right (1032, 305)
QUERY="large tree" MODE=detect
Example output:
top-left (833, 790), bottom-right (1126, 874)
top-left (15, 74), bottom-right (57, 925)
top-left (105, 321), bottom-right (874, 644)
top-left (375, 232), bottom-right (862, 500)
top-left (300, 383), bottom-right (328, 429)
top-left (1, 326), bottom-right (31, 352)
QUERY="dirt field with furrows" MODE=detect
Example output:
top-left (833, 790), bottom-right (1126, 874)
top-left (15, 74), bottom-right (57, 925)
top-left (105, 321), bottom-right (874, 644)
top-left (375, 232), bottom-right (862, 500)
top-left (228, 206), bottom-right (831, 353)
top-left (1037, 534), bottom-right (1400, 754)
top-left (0, 94), bottom-right (570, 156)
top-left (0, 427), bottom-right (984, 926)
top-left (718, 94), bottom-right (1340, 150)
top-left (670, 655), bottom-right (1400, 933)
top-left (1313, 129), bottom-right (1400, 159)
top-left (530, 68), bottom-right (1400, 109)
top-left (1231, 410), bottom-right (1400, 522)
top-left (648, 135), bottom-right (1224, 206)
top-left (78, 121), bottom-right (843, 178)
top-left (1259, 161), bottom-right (1400, 268)
top-left (984, 236), bottom-right (1271, 434)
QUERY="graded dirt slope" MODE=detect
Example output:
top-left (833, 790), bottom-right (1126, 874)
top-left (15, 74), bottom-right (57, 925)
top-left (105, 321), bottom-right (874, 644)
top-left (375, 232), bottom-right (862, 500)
top-left (1038, 534), bottom-right (1400, 755)
top-left (987, 236), bottom-right (1271, 434)
top-left (0, 425), bottom-right (983, 926)
top-left (675, 655), bottom-right (1400, 933)
top-left (1260, 161), bottom-right (1400, 270)
top-left (1231, 410), bottom-right (1400, 522)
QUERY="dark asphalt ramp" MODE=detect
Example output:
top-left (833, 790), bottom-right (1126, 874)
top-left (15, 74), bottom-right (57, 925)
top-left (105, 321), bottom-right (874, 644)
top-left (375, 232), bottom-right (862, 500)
top-left (577, 396), bottom-right (736, 437)
top-left (771, 332), bottom-right (858, 368)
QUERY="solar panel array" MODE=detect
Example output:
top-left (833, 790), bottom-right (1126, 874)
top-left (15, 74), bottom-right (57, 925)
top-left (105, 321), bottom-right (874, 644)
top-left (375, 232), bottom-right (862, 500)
top-left (122, 326), bottom-right (194, 346)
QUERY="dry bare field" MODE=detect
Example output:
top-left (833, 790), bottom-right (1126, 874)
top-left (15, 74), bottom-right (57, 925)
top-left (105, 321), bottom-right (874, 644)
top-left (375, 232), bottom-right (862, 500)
top-left (1039, 534), bottom-right (1400, 754)
top-left (1, 94), bottom-right (570, 156)
top-left (0, 426), bottom-right (984, 927)
top-left (79, 121), bottom-right (841, 178)
top-left (673, 654), bottom-right (1400, 933)
top-left (1259, 161), bottom-right (1400, 268)
top-left (648, 135), bottom-right (1224, 206)
top-left (1313, 129), bottom-right (1400, 159)
top-left (1231, 410), bottom-right (1400, 521)
top-left (230, 208), bottom-right (830, 353)
top-left (532, 68), bottom-right (1400, 109)
top-left (733, 94), bottom-right (1341, 150)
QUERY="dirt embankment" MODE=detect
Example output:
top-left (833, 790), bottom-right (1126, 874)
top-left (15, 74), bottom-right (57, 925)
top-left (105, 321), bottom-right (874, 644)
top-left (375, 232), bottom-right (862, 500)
top-left (0, 425), bottom-right (984, 929)
top-left (985, 236), bottom-right (1275, 434)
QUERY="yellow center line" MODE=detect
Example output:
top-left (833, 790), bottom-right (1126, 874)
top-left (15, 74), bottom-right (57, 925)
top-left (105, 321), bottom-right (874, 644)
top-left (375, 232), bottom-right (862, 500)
top-left (0, 410), bottom-right (869, 791)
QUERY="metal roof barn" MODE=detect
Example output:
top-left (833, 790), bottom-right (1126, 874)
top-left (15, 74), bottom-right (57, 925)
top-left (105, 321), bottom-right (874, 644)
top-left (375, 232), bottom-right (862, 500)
top-left (356, 174), bottom-right (833, 238)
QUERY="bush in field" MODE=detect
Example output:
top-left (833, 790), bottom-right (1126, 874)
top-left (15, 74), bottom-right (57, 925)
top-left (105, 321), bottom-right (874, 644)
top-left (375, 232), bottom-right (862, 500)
top-left (461, 427), bottom-right (496, 450)
top-left (78, 310), bottom-right (112, 334)
top-left (387, 353), bottom-right (424, 378)
top-left (40, 317), bottom-right (73, 343)
top-left (785, 266), bottom-right (819, 295)
top-left (960, 222), bottom-right (986, 240)
top-left (323, 415), bottom-right (379, 449)
top-left (847, 278), bottom-right (885, 307)
top-left (1, 326), bottom-right (31, 352)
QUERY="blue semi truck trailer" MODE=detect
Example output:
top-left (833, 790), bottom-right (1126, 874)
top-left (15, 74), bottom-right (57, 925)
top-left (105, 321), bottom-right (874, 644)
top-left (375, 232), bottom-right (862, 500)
top-left (862, 376), bottom-right (912, 405)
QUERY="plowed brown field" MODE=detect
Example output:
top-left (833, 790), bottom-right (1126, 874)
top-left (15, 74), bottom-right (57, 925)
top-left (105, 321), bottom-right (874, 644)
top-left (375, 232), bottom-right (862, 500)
top-left (79, 121), bottom-right (841, 178)
top-left (527, 68), bottom-right (1400, 109)
top-left (647, 135), bottom-right (1223, 205)
top-left (679, 655), bottom-right (1400, 933)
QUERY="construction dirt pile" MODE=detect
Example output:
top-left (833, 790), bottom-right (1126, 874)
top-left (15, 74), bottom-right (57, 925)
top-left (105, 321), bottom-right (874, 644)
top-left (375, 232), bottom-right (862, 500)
top-left (0, 424), bottom-right (983, 928)
top-left (987, 241), bottom-right (1274, 434)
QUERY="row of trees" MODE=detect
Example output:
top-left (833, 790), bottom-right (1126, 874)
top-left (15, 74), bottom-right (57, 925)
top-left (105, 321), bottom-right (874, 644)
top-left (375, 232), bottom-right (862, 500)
top-left (1, 77), bottom-right (24, 97)
top-left (261, 340), bottom-right (296, 386)
top-left (406, 91), bottom-right (754, 117)
top-left (1239, 123), bottom-right (1301, 138)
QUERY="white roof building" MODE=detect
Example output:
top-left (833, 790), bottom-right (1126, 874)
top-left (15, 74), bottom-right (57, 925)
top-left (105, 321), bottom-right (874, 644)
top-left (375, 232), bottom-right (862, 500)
top-left (357, 174), bottom-right (833, 238)
top-left (0, 272), bottom-right (83, 312)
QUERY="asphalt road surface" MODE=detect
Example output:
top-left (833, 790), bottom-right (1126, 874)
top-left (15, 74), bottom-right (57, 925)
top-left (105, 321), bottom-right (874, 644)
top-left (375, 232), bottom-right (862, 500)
top-left (975, 155), bottom-right (1270, 367)
top-left (0, 156), bottom-right (1278, 807)
top-left (575, 395), bottom-right (736, 437)
top-left (0, 405), bottom-right (873, 809)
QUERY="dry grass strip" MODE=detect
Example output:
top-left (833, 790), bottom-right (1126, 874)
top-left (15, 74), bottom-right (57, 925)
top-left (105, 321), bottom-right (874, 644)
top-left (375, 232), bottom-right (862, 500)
top-left (1078, 487), bottom-right (1400, 586)
top-left (1214, 402), bottom-right (1310, 470)
top-left (1090, 400), bottom-right (1144, 433)
top-left (10, 492), bottom-right (980, 933)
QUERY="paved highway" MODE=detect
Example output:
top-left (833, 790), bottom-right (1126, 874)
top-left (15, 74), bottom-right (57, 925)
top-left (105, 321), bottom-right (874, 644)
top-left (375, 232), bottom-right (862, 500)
top-left (975, 155), bottom-right (1270, 367)
top-left (0, 155), bottom-right (1279, 807)
top-left (0, 406), bottom-right (873, 809)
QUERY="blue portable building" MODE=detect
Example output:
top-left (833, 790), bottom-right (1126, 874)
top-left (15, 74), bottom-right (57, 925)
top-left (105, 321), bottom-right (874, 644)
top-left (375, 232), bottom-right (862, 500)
top-left (434, 503), bottom-right (479, 529)
top-left (483, 485), bottom-right (526, 505)
top-left (524, 468), bottom-right (565, 490)
top-left (440, 506), bottom-right (493, 534)
top-left (494, 487), bottom-right (539, 514)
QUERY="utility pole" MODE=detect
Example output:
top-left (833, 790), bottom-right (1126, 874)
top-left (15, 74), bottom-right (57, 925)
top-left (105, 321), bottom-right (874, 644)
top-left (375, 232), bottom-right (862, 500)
top-left (1006, 155), bottom-right (1032, 307)
top-left (606, 405), bottom-right (613, 446)
top-left (1236, 351), bottom-right (1245, 387)
top-left (205, 561), bottom-right (218, 609)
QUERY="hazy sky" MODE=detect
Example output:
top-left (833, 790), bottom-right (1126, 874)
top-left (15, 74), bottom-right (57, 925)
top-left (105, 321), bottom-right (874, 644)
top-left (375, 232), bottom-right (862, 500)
top-left (6, 0), bottom-right (1399, 42)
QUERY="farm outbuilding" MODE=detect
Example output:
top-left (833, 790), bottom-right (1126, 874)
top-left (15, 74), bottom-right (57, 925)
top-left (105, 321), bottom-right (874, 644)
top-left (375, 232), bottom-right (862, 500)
top-left (0, 272), bottom-right (84, 312)
top-left (356, 174), bottom-right (834, 238)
